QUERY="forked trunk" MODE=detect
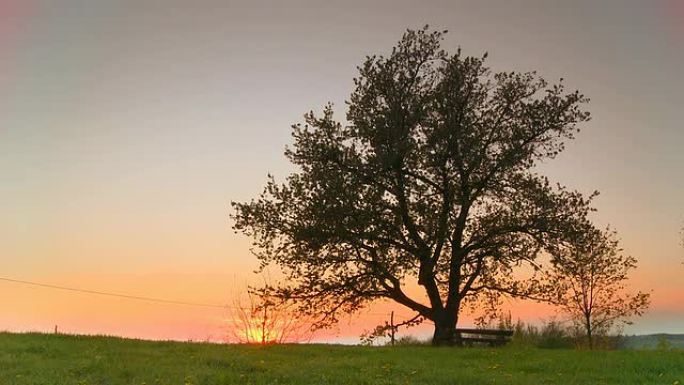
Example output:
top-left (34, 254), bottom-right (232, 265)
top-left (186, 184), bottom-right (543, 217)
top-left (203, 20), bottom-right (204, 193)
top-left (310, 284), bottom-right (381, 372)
top-left (431, 311), bottom-right (459, 346)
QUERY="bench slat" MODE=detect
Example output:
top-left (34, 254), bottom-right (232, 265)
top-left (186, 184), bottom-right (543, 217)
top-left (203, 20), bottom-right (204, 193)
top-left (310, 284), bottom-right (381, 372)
top-left (455, 328), bottom-right (513, 337)
top-left (459, 337), bottom-right (508, 345)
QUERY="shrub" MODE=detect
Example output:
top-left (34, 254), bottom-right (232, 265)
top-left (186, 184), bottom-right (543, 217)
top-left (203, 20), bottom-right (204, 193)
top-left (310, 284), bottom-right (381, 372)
top-left (538, 320), bottom-right (574, 349)
top-left (510, 319), bottom-right (574, 349)
top-left (394, 335), bottom-right (429, 346)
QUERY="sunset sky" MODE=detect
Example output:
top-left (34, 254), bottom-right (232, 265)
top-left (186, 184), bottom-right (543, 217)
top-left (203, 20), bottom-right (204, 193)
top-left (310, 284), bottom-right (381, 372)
top-left (1, 0), bottom-right (683, 342)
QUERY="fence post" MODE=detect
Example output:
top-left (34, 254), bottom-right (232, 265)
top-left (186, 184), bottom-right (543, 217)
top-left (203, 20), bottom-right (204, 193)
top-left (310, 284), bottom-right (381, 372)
top-left (390, 311), bottom-right (395, 346)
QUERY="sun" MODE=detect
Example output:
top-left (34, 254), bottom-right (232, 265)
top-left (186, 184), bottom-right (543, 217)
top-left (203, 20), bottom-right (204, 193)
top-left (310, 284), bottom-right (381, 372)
top-left (234, 315), bottom-right (282, 345)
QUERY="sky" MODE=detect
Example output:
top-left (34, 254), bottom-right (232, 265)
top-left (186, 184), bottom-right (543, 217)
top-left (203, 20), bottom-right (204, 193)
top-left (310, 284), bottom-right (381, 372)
top-left (1, 0), bottom-right (683, 342)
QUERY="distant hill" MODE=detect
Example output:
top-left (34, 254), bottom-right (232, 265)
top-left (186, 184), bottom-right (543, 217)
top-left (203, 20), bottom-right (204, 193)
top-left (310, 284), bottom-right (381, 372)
top-left (621, 334), bottom-right (684, 350)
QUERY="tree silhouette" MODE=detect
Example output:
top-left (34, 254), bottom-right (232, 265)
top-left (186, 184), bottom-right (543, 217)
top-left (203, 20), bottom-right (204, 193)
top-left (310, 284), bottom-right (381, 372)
top-left (232, 26), bottom-right (594, 345)
top-left (543, 227), bottom-right (650, 348)
top-left (228, 289), bottom-right (314, 344)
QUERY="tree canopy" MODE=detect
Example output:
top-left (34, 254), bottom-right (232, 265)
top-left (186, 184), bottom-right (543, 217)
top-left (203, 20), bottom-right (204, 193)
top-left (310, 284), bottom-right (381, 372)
top-left (232, 27), bottom-right (595, 345)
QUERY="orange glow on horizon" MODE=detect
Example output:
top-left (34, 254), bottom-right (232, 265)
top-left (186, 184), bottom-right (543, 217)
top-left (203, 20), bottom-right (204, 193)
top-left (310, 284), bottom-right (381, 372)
top-left (2, 266), bottom-right (683, 343)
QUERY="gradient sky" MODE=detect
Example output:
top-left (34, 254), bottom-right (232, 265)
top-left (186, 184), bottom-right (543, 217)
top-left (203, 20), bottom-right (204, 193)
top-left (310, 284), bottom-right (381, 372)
top-left (1, 0), bottom-right (683, 342)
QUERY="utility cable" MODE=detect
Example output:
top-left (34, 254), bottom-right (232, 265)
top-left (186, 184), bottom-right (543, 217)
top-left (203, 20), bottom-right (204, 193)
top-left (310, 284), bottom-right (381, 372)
top-left (0, 276), bottom-right (417, 318)
top-left (0, 276), bottom-right (228, 309)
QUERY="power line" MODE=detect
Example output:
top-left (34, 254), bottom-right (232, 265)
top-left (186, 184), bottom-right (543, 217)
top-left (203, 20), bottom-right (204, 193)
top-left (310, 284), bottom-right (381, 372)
top-left (0, 276), bottom-right (228, 309)
top-left (0, 276), bottom-right (417, 318)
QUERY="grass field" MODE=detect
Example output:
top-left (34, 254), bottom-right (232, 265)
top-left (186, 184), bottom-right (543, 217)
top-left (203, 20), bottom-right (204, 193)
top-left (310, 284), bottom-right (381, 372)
top-left (1, 332), bottom-right (683, 385)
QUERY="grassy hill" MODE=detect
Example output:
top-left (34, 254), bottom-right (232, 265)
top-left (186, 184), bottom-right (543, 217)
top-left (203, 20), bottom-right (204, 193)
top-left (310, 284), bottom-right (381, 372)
top-left (1, 332), bottom-right (683, 385)
top-left (621, 334), bottom-right (684, 350)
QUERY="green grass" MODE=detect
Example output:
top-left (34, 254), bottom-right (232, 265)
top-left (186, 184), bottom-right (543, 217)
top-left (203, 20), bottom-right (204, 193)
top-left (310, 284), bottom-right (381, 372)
top-left (1, 332), bottom-right (683, 385)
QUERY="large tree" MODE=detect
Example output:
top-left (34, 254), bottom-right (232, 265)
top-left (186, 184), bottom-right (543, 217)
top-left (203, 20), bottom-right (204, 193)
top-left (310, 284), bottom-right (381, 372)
top-left (232, 27), bottom-right (594, 345)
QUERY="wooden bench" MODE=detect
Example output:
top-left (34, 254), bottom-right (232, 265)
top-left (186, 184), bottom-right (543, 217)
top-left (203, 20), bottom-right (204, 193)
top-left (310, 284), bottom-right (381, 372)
top-left (455, 328), bottom-right (514, 347)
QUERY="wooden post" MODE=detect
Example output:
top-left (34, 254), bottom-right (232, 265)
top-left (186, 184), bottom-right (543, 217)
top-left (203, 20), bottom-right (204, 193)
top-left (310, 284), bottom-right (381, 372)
top-left (390, 311), bottom-right (395, 346)
top-left (54, 325), bottom-right (58, 334)
top-left (261, 305), bottom-right (268, 345)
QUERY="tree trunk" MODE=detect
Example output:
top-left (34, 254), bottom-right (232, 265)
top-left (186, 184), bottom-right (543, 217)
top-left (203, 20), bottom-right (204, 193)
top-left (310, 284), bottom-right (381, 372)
top-left (586, 324), bottom-right (593, 349)
top-left (432, 311), bottom-right (458, 346)
top-left (585, 314), bottom-right (593, 349)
